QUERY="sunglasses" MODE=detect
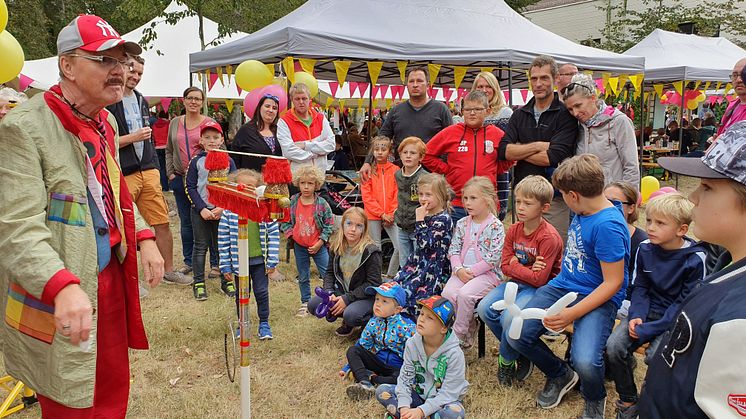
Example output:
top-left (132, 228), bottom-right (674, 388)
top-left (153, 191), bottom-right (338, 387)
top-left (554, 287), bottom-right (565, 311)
top-left (560, 82), bottom-right (594, 95)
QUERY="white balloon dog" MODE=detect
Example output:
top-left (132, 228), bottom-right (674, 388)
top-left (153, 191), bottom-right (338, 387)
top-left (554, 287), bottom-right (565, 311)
top-left (490, 282), bottom-right (578, 340)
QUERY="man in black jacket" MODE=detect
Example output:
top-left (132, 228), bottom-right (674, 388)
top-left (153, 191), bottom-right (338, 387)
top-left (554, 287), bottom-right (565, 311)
top-left (498, 55), bottom-right (578, 243)
top-left (108, 56), bottom-right (190, 287)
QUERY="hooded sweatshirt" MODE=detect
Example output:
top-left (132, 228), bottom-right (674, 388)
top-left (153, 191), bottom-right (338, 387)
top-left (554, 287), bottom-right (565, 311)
top-left (628, 237), bottom-right (707, 343)
top-left (576, 101), bottom-right (639, 187)
top-left (423, 123), bottom-right (513, 208)
top-left (361, 160), bottom-right (399, 220)
top-left (396, 331), bottom-right (468, 416)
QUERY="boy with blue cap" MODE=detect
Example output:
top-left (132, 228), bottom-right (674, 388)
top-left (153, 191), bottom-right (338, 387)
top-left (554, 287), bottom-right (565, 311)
top-left (376, 296), bottom-right (468, 419)
top-left (345, 281), bottom-right (416, 401)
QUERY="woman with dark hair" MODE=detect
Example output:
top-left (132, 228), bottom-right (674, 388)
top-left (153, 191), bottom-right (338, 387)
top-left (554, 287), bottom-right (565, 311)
top-left (231, 93), bottom-right (283, 171)
top-left (165, 86), bottom-right (218, 278)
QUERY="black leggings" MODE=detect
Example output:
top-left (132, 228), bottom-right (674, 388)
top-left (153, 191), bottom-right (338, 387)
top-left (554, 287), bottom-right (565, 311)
top-left (346, 345), bottom-right (399, 385)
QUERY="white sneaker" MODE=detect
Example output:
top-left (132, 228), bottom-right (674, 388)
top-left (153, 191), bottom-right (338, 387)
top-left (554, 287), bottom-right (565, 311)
top-left (296, 303), bottom-right (309, 317)
top-left (163, 271), bottom-right (193, 285)
top-left (138, 283), bottom-right (150, 299)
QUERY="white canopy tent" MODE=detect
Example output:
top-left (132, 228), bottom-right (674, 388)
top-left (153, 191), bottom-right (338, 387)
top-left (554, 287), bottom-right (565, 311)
top-left (623, 29), bottom-right (746, 82)
top-left (189, 0), bottom-right (644, 87)
top-left (21, 1), bottom-right (247, 99)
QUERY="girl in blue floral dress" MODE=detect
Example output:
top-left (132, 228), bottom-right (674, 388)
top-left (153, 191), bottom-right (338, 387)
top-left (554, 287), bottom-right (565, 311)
top-left (394, 173), bottom-right (454, 317)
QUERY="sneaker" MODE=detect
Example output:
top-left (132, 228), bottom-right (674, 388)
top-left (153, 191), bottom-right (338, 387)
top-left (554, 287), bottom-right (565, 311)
top-left (192, 283), bottom-right (207, 301)
top-left (346, 380), bottom-right (376, 401)
top-left (258, 322), bottom-right (273, 340)
top-left (208, 267), bottom-right (221, 279)
top-left (516, 355), bottom-right (534, 381)
top-left (335, 323), bottom-right (355, 337)
top-left (497, 360), bottom-right (516, 387)
top-left (537, 366), bottom-right (579, 409)
top-left (163, 270), bottom-right (193, 285)
top-left (177, 265), bottom-right (193, 275)
top-left (221, 280), bottom-right (236, 297)
top-left (296, 303), bottom-right (309, 317)
top-left (581, 398), bottom-right (606, 419)
top-left (614, 400), bottom-right (638, 419)
top-left (138, 282), bottom-right (149, 299)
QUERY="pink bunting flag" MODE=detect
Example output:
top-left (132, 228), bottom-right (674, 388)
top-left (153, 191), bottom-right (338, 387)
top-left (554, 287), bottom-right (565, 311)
top-left (503, 90), bottom-right (510, 103)
top-left (379, 85), bottom-right (389, 99)
top-left (441, 85), bottom-right (453, 102)
top-left (347, 81), bottom-right (359, 97)
top-left (160, 98), bottom-right (173, 111)
top-left (18, 74), bottom-right (34, 92)
top-left (208, 73), bottom-right (219, 90)
top-left (717, 96), bottom-right (725, 104)
top-left (357, 82), bottom-right (370, 97)
top-left (707, 96), bottom-right (717, 105)
top-left (329, 81), bottom-right (339, 98)
top-left (427, 87), bottom-right (437, 99)
top-left (371, 85), bottom-right (381, 99)
top-left (237, 85), bottom-right (243, 96)
top-left (457, 88), bottom-right (469, 101)
top-left (594, 78), bottom-right (605, 94)
top-left (520, 89), bottom-right (529, 103)
top-left (212, 103), bottom-right (220, 111)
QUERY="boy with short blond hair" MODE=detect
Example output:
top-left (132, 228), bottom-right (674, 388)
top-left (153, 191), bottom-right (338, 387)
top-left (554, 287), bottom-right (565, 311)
top-left (508, 154), bottom-right (629, 419)
top-left (394, 136), bottom-right (428, 262)
top-left (606, 192), bottom-right (706, 418)
top-left (637, 122), bottom-right (746, 418)
top-left (477, 175), bottom-right (564, 387)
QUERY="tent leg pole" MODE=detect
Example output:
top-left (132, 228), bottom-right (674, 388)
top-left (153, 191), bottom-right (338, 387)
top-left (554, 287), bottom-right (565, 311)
top-left (367, 73), bottom-right (373, 141)
top-left (507, 62), bottom-right (515, 224)
top-left (639, 77), bottom-right (645, 183)
top-left (676, 78), bottom-right (686, 189)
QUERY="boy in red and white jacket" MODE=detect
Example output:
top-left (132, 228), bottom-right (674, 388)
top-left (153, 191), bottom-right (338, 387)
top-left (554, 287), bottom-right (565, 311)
top-left (423, 90), bottom-right (514, 224)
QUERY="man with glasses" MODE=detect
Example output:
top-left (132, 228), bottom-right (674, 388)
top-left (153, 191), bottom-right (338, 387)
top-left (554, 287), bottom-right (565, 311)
top-left (556, 63), bottom-right (579, 99)
top-left (359, 67), bottom-right (452, 182)
top-left (714, 58), bottom-right (746, 139)
top-left (498, 55), bottom-right (578, 243)
top-left (0, 15), bottom-right (163, 416)
top-left (107, 56), bottom-right (189, 292)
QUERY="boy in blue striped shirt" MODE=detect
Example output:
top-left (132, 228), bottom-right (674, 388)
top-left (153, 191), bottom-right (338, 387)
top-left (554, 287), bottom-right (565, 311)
top-left (218, 169), bottom-right (280, 340)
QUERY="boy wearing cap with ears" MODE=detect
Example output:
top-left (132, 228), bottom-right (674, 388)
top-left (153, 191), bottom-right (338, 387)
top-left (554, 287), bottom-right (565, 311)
top-left (637, 121), bottom-right (746, 419)
top-left (185, 121), bottom-right (236, 300)
top-left (345, 282), bottom-right (416, 401)
top-left (376, 296), bottom-right (468, 419)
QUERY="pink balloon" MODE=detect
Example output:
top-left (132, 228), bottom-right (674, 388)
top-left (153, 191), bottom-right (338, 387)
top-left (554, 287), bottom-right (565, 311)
top-left (259, 84), bottom-right (288, 113)
top-left (243, 85), bottom-right (288, 118)
top-left (649, 186), bottom-right (678, 201)
top-left (243, 88), bottom-right (265, 118)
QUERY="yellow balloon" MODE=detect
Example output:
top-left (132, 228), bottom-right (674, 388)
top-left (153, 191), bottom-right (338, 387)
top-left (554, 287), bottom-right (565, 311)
top-left (293, 72), bottom-right (319, 97)
top-left (696, 91), bottom-right (706, 102)
top-left (686, 99), bottom-right (699, 110)
top-left (0, 0), bottom-right (7, 33)
top-left (640, 176), bottom-right (660, 204)
top-left (0, 30), bottom-right (24, 84)
top-left (234, 60), bottom-right (273, 91)
top-left (271, 76), bottom-right (288, 88)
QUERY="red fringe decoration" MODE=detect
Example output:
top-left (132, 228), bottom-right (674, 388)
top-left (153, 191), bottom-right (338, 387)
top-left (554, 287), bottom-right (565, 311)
top-left (262, 159), bottom-right (293, 184)
top-left (205, 151), bottom-right (230, 171)
top-left (207, 184), bottom-right (268, 222)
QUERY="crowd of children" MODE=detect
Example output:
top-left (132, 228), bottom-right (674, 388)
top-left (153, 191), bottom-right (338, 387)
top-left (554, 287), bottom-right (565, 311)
top-left (186, 104), bottom-right (745, 418)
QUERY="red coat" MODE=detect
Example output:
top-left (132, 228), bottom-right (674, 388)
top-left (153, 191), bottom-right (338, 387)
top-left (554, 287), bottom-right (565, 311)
top-left (360, 161), bottom-right (399, 220)
top-left (423, 123), bottom-right (514, 208)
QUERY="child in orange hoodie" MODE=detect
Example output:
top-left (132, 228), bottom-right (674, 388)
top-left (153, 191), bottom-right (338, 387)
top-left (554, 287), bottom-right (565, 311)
top-left (361, 136), bottom-right (401, 278)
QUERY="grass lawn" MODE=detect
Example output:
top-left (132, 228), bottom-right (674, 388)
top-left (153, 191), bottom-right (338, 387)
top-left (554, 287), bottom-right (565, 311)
top-left (1, 175), bottom-right (698, 418)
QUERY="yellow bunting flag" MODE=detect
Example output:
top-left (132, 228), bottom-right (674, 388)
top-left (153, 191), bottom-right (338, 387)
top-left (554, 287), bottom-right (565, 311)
top-left (724, 82), bottom-right (733, 93)
top-left (628, 74), bottom-right (642, 92)
top-left (692, 80), bottom-right (701, 91)
top-left (339, 99), bottom-right (346, 110)
top-left (325, 97), bottom-right (334, 110)
top-left (197, 72), bottom-right (203, 83)
top-left (298, 58), bottom-right (316, 75)
top-left (226, 65), bottom-right (233, 79)
top-left (396, 61), bottom-right (408, 84)
top-left (333, 60), bottom-right (351, 87)
top-left (644, 92), bottom-right (650, 102)
top-left (480, 67), bottom-right (494, 74)
top-left (282, 57), bottom-right (295, 83)
top-left (386, 98), bottom-right (393, 109)
top-left (601, 72), bottom-right (611, 86)
top-left (453, 66), bottom-right (467, 89)
top-left (225, 99), bottom-right (234, 113)
top-left (357, 98), bottom-right (364, 109)
top-left (527, 70), bottom-right (532, 90)
top-left (672, 81), bottom-right (683, 96)
top-left (374, 99), bottom-right (380, 108)
top-left (428, 63), bottom-right (441, 87)
top-left (618, 74), bottom-right (629, 89)
top-left (216, 67), bottom-right (226, 86)
top-left (703, 81), bottom-right (711, 91)
top-left (653, 84), bottom-right (664, 97)
top-left (608, 77), bottom-right (620, 96)
top-left (367, 61), bottom-right (384, 86)
top-left (715, 81), bottom-right (723, 91)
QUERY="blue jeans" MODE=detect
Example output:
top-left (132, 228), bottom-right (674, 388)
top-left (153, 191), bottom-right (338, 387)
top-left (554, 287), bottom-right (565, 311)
top-left (451, 206), bottom-right (467, 225)
top-left (293, 243), bottom-right (329, 304)
top-left (476, 281), bottom-right (537, 362)
top-left (156, 149), bottom-right (169, 191)
top-left (171, 175), bottom-right (217, 268)
top-left (233, 263), bottom-right (270, 323)
top-left (397, 229), bottom-right (417, 267)
top-left (507, 285), bottom-right (617, 402)
top-left (375, 384), bottom-right (465, 419)
top-left (190, 208), bottom-right (219, 283)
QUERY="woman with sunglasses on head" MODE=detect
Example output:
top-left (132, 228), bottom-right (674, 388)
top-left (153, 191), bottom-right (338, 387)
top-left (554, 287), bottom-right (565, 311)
top-left (561, 74), bottom-right (640, 188)
top-left (165, 87), bottom-right (219, 279)
top-left (231, 93), bottom-right (284, 171)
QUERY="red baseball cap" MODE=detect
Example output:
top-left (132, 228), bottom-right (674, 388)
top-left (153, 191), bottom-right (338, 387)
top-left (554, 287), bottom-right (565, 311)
top-left (200, 120), bottom-right (223, 136)
top-left (57, 15), bottom-right (142, 55)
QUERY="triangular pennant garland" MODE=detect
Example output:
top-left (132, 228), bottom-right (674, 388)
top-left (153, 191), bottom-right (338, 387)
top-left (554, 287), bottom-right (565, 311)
top-left (333, 60), bottom-right (351, 87)
top-left (367, 61), bottom-right (384, 86)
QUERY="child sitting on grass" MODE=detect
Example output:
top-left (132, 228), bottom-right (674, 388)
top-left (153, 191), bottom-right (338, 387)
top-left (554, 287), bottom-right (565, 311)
top-left (376, 296), bottom-right (468, 419)
top-left (345, 281), bottom-right (415, 401)
top-left (217, 169), bottom-right (280, 340)
top-left (507, 154), bottom-right (629, 419)
top-left (476, 175), bottom-right (563, 387)
top-left (280, 165), bottom-right (334, 317)
top-left (637, 120), bottom-right (746, 418)
top-left (607, 192), bottom-right (706, 418)
top-left (442, 177), bottom-right (505, 349)
top-left (393, 173), bottom-right (454, 318)
top-left (307, 207), bottom-right (382, 336)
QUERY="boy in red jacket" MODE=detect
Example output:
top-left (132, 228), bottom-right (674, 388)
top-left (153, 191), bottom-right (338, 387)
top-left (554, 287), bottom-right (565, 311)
top-left (423, 91), bottom-right (514, 223)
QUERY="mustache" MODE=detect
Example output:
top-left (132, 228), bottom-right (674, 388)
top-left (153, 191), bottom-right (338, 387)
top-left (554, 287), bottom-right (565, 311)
top-left (106, 78), bottom-right (124, 86)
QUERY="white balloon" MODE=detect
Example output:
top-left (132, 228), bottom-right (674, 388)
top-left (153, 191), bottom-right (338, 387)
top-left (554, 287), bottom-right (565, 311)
top-left (508, 316), bottom-right (524, 340)
top-left (547, 292), bottom-right (578, 316)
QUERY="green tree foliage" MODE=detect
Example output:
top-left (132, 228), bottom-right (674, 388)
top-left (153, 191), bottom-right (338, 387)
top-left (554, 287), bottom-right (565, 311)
top-left (597, 0), bottom-right (746, 53)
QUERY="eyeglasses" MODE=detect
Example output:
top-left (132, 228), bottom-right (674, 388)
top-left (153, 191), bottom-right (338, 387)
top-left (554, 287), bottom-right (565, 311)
top-left (462, 107), bottom-right (486, 114)
top-left (68, 53), bottom-right (131, 71)
top-left (184, 96), bottom-right (203, 102)
top-left (561, 82), bottom-right (594, 95)
top-left (730, 72), bottom-right (742, 81)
